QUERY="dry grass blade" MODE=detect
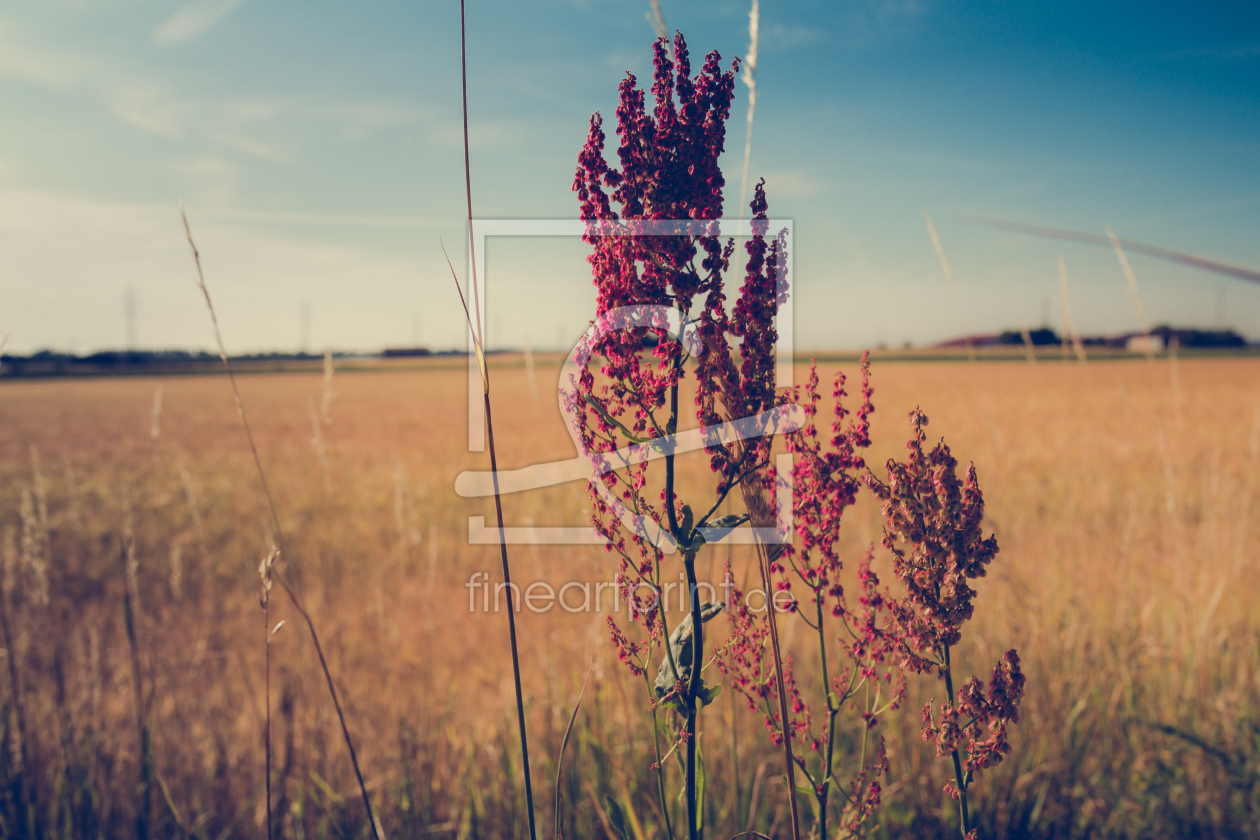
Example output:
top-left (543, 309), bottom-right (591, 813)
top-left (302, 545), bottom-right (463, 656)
top-left (0, 520), bottom-right (29, 837)
top-left (959, 214), bottom-right (1260, 283)
top-left (1107, 228), bottom-right (1151, 335)
top-left (554, 664), bottom-right (594, 840)
top-left (458, 4), bottom-right (537, 838)
top-left (180, 203), bottom-right (284, 535)
top-left (320, 346), bottom-right (336, 424)
top-left (179, 204), bottom-right (381, 840)
top-left (646, 0), bottom-right (667, 39)
top-left (1019, 321), bottom-right (1038, 364)
top-left (441, 239), bottom-right (487, 393)
top-left (120, 531), bottom-right (152, 840)
top-left (924, 211), bottom-right (975, 364)
top-left (1108, 227), bottom-right (1158, 361)
top-left (1058, 255), bottom-right (1088, 364)
top-left (753, 539), bottom-right (800, 840)
top-left (737, 0), bottom-right (759, 220)
top-left (259, 547), bottom-right (279, 840)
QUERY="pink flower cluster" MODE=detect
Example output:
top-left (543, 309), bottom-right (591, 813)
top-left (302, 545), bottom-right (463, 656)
top-left (607, 615), bottom-right (647, 679)
top-left (571, 32), bottom-right (788, 515)
top-left (715, 361), bottom-right (906, 838)
top-left (573, 33), bottom-right (793, 695)
top-left (781, 356), bottom-right (875, 606)
top-left (837, 739), bottom-right (889, 836)
top-left (713, 567), bottom-right (810, 748)
top-left (572, 31), bottom-right (1025, 838)
top-left (571, 33), bottom-right (738, 436)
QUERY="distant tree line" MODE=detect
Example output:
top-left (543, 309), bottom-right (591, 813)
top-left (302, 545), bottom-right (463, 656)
top-left (995, 325), bottom-right (1247, 348)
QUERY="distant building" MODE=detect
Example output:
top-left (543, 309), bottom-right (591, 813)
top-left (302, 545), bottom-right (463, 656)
top-left (1126, 335), bottom-right (1165, 353)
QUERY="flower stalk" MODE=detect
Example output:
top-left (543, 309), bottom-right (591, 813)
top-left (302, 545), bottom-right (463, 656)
top-left (573, 31), bottom-right (796, 839)
top-left (455, 4), bottom-right (537, 836)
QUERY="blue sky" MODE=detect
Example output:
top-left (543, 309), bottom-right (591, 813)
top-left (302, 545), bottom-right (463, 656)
top-left (1, 0), bottom-right (1257, 354)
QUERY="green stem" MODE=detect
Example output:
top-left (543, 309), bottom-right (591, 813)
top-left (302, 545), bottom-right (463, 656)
top-left (730, 674), bottom-right (741, 832)
top-left (660, 357), bottom-right (700, 840)
top-left (942, 643), bottom-right (971, 837)
top-left (643, 640), bottom-right (676, 840)
top-left (816, 593), bottom-right (835, 840)
top-left (484, 392), bottom-right (538, 840)
top-left (684, 551), bottom-right (703, 840)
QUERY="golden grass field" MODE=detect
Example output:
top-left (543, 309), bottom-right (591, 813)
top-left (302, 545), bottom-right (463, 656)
top-left (0, 354), bottom-right (1256, 838)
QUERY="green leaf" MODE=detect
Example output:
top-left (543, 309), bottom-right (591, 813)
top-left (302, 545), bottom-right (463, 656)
top-left (604, 794), bottom-right (631, 840)
top-left (679, 504), bottom-right (694, 540)
top-left (582, 393), bottom-right (654, 444)
top-left (699, 684), bottom-right (722, 707)
top-left (695, 747), bottom-right (706, 834)
top-left (707, 513), bottom-right (747, 531)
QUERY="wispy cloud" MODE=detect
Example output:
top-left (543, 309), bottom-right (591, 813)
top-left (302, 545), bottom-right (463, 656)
top-left (188, 207), bottom-right (451, 228)
top-left (0, 24), bottom-right (91, 87)
top-left (841, 0), bottom-right (931, 49)
top-left (214, 133), bottom-right (287, 161)
top-left (760, 168), bottom-right (825, 199)
top-left (153, 0), bottom-right (246, 47)
top-left (763, 24), bottom-right (824, 52)
top-left (172, 157), bottom-right (239, 204)
top-left (106, 82), bottom-right (186, 137)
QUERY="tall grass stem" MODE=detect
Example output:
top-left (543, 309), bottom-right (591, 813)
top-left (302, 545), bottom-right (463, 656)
top-left (754, 541), bottom-right (800, 840)
top-left (458, 4), bottom-right (538, 837)
top-left (120, 534), bottom-right (152, 840)
top-left (180, 206), bottom-right (381, 840)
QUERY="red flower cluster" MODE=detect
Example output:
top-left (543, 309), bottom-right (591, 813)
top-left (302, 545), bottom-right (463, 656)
top-left (571, 32), bottom-right (788, 518)
top-left (865, 408), bottom-right (1024, 823)
top-left (606, 615), bottom-right (646, 679)
top-left (573, 33), bottom-right (792, 701)
top-left (862, 408), bottom-right (998, 666)
top-left (713, 562), bottom-right (771, 704)
top-left (923, 649), bottom-right (1025, 773)
top-left (716, 361), bottom-right (906, 839)
top-left (572, 33), bottom-right (739, 443)
top-left (837, 739), bottom-right (890, 836)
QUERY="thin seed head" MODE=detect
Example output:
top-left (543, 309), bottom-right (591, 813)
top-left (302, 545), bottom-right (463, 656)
top-left (258, 546), bottom-right (279, 607)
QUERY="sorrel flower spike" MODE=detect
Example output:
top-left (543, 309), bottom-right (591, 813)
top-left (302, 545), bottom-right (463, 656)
top-left (862, 408), bottom-right (998, 665)
top-left (572, 34), bottom-right (743, 510)
top-left (571, 31), bottom-right (790, 543)
top-left (864, 408), bottom-right (1023, 836)
top-left (574, 32), bottom-right (798, 840)
top-left (782, 355), bottom-right (874, 599)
